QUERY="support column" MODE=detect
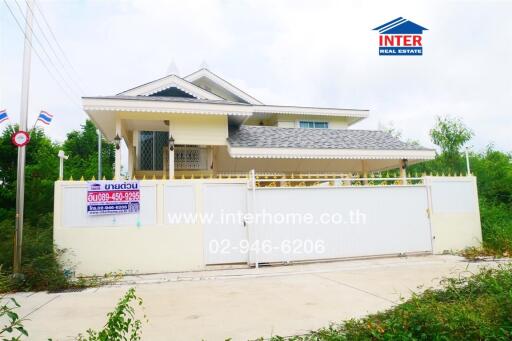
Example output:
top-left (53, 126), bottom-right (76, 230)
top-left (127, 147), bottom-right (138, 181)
top-left (168, 124), bottom-right (174, 180)
top-left (361, 160), bottom-right (368, 185)
top-left (400, 159), bottom-right (408, 185)
top-left (207, 146), bottom-right (214, 173)
top-left (114, 117), bottom-right (121, 180)
top-left (127, 132), bottom-right (134, 180)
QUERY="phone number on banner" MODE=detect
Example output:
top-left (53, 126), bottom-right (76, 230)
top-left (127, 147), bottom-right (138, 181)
top-left (87, 202), bottom-right (140, 215)
top-left (87, 190), bottom-right (140, 203)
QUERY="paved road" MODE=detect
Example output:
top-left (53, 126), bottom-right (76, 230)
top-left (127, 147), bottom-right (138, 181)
top-left (7, 255), bottom-right (506, 340)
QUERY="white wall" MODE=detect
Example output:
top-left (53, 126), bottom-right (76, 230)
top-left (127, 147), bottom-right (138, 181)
top-left (426, 176), bottom-right (482, 253)
top-left (53, 176), bottom-right (482, 275)
top-left (53, 179), bottom-right (245, 276)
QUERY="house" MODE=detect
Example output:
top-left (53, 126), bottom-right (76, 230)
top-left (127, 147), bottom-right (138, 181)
top-left (56, 68), bottom-right (481, 276)
top-left (82, 68), bottom-right (435, 179)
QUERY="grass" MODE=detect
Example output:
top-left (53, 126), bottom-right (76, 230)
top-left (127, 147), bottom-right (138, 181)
top-left (266, 264), bottom-right (512, 340)
top-left (0, 215), bottom-right (122, 294)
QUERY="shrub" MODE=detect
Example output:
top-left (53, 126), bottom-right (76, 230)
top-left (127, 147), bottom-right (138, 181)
top-left (0, 217), bottom-right (70, 293)
top-left (0, 295), bottom-right (28, 340)
top-left (77, 288), bottom-right (146, 341)
top-left (480, 200), bottom-right (512, 254)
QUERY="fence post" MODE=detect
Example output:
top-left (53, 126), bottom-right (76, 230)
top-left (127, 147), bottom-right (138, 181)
top-left (248, 169), bottom-right (258, 268)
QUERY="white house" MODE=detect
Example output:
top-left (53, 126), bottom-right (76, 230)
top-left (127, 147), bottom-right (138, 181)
top-left (82, 68), bottom-right (435, 180)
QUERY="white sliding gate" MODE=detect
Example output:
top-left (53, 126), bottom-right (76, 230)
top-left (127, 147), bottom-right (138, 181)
top-left (202, 181), bottom-right (434, 265)
top-left (247, 185), bottom-right (433, 264)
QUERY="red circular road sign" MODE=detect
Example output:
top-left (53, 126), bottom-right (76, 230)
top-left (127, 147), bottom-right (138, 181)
top-left (11, 131), bottom-right (30, 147)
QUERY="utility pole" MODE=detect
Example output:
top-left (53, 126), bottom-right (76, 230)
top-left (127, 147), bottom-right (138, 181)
top-left (13, 0), bottom-right (34, 275)
top-left (97, 129), bottom-right (102, 179)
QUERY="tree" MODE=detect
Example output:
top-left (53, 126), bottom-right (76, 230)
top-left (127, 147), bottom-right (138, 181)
top-left (63, 120), bottom-right (115, 180)
top-left (0, 126), bottom-right (59, 224)
top-left (429, 116), bottom-right (473, 172)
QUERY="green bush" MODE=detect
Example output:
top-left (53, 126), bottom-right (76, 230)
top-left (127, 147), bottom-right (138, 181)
top-left (0, 122), bottom-right (114, 293)
top-left (1, 288), bottom-right (145, 341)
top-left (0, 295), bottom-right (28, 340)
top-left (480, 200), bottom-right (512, 255)
top-left (77, 288), bottom-right (146, 341)
top-left (270, 265), bottom-right (512, 340)
top-left (0, 217), bottom-right (69, 293)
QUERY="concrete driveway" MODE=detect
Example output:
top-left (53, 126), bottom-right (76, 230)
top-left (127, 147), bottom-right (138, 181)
top-left (7, 255), bottom-right (506, 340)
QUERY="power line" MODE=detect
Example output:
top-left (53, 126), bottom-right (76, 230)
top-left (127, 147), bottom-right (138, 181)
top-left (3, 0), bottom-right (83, 111)
top-left (11, 0), bottom-right (82, 99)
top-left (22, 0), bottom-right (86, 94)
top-left (32, 0), bottom-right (90, 93)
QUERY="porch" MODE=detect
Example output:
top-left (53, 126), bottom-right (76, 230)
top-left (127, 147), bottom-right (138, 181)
top-left (116, 120), bottom-right (433, 180)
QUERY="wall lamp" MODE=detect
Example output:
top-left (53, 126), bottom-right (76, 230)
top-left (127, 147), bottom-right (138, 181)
top-left (401, 158), bottom-right (408, 169)
top-left (114, 134), bottom-right (121, 150)
top-left (169, 135), bottom-right (175, 151)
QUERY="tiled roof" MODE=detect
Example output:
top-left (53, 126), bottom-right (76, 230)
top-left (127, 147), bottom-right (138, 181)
top-left (228, 125), bottom-right (432, 151)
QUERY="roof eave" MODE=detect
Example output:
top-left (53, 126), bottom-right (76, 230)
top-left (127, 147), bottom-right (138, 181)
top-left (227, 145), bottom-right (436, 160)
top-left (82, 97), bottom-right (253, 116)
top-left (252, 105), bottom-right (369, 119)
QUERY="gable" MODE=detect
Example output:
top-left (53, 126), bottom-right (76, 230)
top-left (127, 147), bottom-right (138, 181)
top-left (118, 74), bottom-right (223, 100)
top-left (185, 69), bottom-right (263, 105)
top-left (149, 87), bottom-right (196, 98)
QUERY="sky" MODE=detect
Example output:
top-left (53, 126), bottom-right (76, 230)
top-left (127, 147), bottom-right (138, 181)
top-left (1, 0), bottom-right (511, 154)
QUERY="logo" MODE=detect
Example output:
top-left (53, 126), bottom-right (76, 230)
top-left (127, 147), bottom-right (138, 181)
top-left (90, 183), bottom-right (101, 191)
top-left (373, 17), bottom-right (428, 56)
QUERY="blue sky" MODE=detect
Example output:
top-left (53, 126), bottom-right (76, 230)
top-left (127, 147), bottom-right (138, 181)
top-left (1, 0), bottom-right (511, 152)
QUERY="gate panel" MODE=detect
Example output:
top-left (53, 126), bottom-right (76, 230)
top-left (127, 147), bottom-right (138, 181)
top-left (249, 185), bottom-right (432, 264)
top-left (203, 184), bottom-right (248, 264)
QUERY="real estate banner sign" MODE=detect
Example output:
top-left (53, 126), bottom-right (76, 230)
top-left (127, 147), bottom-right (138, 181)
top-left (86, 180), bottom-right (140, 215)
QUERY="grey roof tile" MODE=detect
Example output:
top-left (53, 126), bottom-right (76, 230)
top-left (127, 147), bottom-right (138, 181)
top-left (228, 125), bottom-right (432, 151)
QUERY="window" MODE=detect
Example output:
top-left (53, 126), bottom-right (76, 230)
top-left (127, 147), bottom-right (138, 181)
top-left (174, 145), bottom-right (208, 170)
top-left (299, 121), bottom-right (329, 129)
top-left (138, 131), bottom-right (169, 170)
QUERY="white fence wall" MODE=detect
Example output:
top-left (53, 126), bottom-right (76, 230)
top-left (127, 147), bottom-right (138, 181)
top-left (53, 179), bottom-right (246, 275)
top-left (53, 176), bottom-right (482, 275)
top-left (426, 176), bottom-right (482, 253)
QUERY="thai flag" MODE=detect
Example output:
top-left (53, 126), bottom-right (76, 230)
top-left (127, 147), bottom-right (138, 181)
top-left (37, 111), bottom-right (53, 125)
top-left (0, 109), bottom-right (9, 124)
